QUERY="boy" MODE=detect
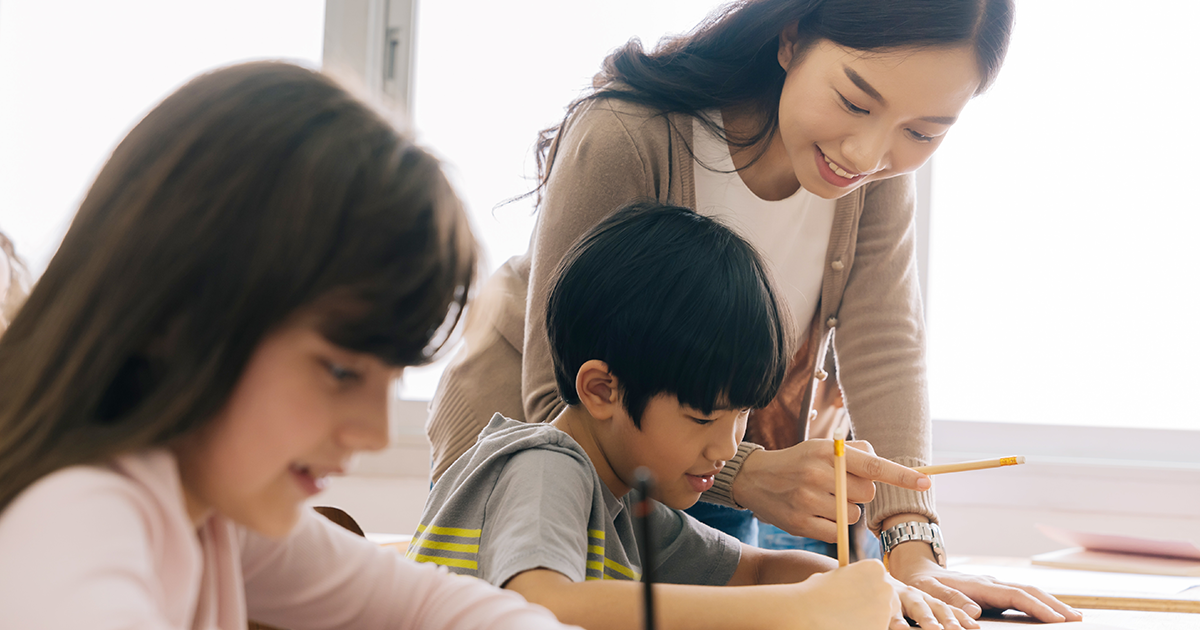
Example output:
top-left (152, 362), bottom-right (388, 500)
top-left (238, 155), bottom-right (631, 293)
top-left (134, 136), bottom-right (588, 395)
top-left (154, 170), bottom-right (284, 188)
top-left (409, 202), bottom-right (953, 630)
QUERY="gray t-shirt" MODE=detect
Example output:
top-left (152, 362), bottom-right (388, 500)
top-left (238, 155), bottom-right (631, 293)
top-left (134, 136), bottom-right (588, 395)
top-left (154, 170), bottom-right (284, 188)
top-left (408, 414), bottom-right (741, 588)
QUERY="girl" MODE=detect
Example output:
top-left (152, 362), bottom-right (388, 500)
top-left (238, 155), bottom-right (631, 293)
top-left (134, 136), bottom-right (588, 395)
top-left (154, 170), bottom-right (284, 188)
top-left (425, 0), bottom-right (1081, 624)
top-left (0, 62), bottom-right (576, 629)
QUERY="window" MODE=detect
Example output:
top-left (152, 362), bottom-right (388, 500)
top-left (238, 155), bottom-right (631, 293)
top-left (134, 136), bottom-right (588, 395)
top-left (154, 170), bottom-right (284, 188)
top-left (0, 0), bottom-right (325, 273)
top-left (398, 0), bottom-right (720, 399)
top-left (924, 1), bottom-right (1200, 432)
top-left (6, 2), bottom-right (1196, 435)
top-left (410, 0), bottom-right (718, 270)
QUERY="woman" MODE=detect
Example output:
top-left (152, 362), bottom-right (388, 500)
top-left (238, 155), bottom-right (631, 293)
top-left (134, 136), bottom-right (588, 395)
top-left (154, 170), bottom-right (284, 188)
top-left (427, 0), bottom-right (1080, 623)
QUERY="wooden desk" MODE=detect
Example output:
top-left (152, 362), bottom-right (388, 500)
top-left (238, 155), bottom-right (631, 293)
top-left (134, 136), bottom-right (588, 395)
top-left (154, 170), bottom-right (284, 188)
top-left (978, 608), bottom-right (1198, 630)
top-left (952, 557), bottom-right (1199, 629)
top-left (368, 532), bottom-right (411, 555)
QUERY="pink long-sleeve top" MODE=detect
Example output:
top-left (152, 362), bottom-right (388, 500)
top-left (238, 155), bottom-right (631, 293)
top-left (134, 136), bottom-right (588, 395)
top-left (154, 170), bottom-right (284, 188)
top-left (0, 448), bottom-right (577, 630)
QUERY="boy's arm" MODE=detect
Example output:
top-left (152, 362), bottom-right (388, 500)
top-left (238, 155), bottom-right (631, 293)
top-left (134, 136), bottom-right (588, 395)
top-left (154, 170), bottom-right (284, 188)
top-left (726, 545), bottom-right (978, 629)
top-left (725, 543), bottom-right (838, 586)
top-left (505, 563), bottom-right (900, 630)
top-left (647, 503), bottom-right (830, 588)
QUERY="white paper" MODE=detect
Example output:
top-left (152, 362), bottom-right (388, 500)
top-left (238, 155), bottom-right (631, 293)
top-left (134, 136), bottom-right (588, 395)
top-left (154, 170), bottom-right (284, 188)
top-left (951, 563), bottom-right (1200, 599)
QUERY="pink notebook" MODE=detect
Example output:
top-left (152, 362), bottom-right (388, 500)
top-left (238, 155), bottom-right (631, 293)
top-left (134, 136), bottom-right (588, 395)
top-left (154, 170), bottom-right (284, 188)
top-left (1037, 525), bottom-right (1200, 561)
top-left (1034, 525), bottom-right (1200, 577)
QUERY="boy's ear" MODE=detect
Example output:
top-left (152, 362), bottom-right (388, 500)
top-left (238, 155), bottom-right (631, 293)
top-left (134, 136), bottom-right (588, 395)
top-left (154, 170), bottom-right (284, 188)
top-left (575, 359), bottom-right (621, 420)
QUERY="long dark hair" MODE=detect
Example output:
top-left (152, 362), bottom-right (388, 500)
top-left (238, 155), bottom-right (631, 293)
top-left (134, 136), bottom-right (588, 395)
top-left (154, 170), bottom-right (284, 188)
top-left (0, 62), bottom-right (476, 512)
top-left (534, 0), bottom-right (1014, 198)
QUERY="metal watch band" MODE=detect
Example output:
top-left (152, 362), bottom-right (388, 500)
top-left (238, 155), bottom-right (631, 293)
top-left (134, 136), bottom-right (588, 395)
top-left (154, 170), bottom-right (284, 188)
top-left (879, 521), bottom-right (947, 568)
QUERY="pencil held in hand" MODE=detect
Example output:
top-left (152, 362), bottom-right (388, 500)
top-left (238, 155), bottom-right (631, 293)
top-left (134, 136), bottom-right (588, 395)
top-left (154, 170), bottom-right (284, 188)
top-left (913, 456), bottom-right (1026, 475)
top-left (833, 425), bottom-right (849, 567)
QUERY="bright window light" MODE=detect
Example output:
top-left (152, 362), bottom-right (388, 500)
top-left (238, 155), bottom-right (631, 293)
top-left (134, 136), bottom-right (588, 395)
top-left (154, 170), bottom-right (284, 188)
top-left (0, 0), bottom-right (325, 273)
top-left (401, 0), bottom-right (717, 398)
top-left (926, 1), bottom-right (1200, 431)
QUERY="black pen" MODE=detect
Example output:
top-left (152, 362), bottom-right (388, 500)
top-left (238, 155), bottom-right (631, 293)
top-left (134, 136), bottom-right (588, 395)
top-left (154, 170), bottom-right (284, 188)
top-left (633, 467), bottom-right (656, 630)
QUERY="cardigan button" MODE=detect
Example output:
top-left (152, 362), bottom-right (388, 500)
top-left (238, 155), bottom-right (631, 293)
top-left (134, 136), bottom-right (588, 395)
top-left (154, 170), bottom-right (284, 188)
top-left (826, 317), bottom-right (839, 328)
top-left (815, 368), bottom-right (829, 381)
top-left (809, 409), bottom-right (819, 421)
top-left (831, 259), bottom-right (845, 271)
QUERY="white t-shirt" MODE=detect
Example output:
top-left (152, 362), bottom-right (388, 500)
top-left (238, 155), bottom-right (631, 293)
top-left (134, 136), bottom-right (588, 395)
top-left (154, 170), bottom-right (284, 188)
top-left (692, 113), bottom-right (836, 332)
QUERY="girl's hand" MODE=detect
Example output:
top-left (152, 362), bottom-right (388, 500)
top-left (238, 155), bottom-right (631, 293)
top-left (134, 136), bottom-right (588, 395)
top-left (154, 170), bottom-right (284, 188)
top-left (886, 548), bottom-right (1084, 624)
top-left (789, 559), bottom-right (899, 630)
top-left (732, 441), bottom-right (930, 541)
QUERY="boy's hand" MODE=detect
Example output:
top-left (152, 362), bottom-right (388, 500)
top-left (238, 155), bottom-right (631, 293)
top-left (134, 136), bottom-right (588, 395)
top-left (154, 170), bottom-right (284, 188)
top-left (789, 559), bottom-right (899, 630)
top-left (731, 440), bottom-right (930, 541)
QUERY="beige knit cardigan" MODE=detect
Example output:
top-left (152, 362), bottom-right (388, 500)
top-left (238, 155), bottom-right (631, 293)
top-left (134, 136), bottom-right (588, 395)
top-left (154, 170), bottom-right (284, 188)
top-left (426, 96), bottom-right (937, 532)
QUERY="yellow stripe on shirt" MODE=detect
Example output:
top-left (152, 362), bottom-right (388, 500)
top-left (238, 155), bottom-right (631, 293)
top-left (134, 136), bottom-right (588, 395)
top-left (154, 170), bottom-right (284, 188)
top-left (415, 523), bottom-right (482, 538)
top-left (410, 538), bottom-right (480, 554)
top-left (603, 557), bottom-right (639, 580)
top-left (410, 553), bottom-right (479, 570)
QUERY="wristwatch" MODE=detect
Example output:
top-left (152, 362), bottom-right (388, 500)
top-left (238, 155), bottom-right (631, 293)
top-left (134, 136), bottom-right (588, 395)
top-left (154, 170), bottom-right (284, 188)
top-left (879, 521), bottom-right (947, 568)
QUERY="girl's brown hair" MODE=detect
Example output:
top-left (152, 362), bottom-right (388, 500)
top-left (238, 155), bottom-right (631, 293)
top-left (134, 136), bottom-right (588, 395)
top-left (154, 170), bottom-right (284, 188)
top-left (0, 62), bottom-right (476, 512)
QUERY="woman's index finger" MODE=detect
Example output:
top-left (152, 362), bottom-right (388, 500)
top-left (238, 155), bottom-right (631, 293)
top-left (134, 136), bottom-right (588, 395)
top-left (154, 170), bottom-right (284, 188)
top-left (843, 448), bottom-right (932, 491)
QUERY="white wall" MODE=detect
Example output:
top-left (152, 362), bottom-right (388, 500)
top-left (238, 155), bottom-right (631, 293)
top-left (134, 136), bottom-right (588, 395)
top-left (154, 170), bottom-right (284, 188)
top-left (932, 420), bottom-right (1200, 557)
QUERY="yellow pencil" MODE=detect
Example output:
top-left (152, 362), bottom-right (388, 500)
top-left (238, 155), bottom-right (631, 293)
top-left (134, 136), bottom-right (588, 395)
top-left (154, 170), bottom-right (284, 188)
top-left (913, 456), bottom-right (1026, 476)
top-left (833, 424), bottom-right (849, 567)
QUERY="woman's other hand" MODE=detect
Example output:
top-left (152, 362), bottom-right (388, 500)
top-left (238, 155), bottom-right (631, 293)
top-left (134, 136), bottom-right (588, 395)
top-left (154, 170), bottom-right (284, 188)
top-left (887, 573), bottom-right (977, 630)
top-left (886, 544), bottom-right (1084, 624)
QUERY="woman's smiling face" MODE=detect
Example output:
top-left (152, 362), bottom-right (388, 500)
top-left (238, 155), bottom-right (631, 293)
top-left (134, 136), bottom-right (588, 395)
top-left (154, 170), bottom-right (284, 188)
top-left (776, 35), bottom-right (982, 199)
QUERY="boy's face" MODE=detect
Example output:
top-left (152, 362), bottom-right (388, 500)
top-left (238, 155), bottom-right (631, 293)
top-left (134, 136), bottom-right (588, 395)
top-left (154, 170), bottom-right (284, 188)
top-left (605, 394), bottom-right (748, 510)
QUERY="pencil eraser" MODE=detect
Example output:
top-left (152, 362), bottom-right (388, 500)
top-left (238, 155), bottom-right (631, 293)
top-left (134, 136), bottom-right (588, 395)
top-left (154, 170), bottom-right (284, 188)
top-left (1015, 455), bottom-right (1026, 464)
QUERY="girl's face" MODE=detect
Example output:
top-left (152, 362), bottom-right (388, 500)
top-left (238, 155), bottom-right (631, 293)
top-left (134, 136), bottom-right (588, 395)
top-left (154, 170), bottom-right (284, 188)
top-left (173, 319), bottom-right (394, 537)
top-left (776, 35), bottom-right (982, 200)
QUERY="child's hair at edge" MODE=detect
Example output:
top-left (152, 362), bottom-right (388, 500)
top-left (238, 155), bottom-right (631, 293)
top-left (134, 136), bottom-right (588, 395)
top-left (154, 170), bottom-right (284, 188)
top-left (0, 61), bottom-right (477, 513)
top-left (533, 0), bottom-right (1014, 202)
top-left (546, 201), bottom-right (793, 427)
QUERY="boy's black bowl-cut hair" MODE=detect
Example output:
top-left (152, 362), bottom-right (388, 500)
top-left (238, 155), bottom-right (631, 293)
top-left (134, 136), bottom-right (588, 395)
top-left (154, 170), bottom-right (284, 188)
top-left (546, 201), bottom-right (793, 427)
